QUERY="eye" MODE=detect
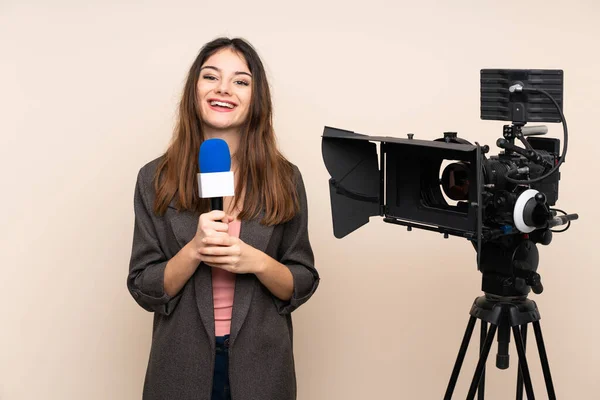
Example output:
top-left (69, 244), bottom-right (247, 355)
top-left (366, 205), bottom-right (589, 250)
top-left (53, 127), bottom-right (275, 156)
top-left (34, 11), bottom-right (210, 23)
top-left (235, 80), bottom-right (250, 86)
top-left (202, 74), bottom-right (217, 81)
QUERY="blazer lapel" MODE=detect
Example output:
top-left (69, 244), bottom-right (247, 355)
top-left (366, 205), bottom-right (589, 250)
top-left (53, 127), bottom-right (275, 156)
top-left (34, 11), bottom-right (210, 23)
top-left (169, 206), bottom-right (215, 349)
top-left (229, 209), bottom-right (274, 346)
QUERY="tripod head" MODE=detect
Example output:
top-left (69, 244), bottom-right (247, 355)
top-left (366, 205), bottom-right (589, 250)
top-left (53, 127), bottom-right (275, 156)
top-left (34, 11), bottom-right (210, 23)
top-left (479, 232), bottom-right (545, 298)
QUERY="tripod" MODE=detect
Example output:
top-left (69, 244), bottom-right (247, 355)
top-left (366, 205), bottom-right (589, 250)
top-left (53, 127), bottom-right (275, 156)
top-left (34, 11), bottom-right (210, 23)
top-left (443, 294), bottom-right (556, 400)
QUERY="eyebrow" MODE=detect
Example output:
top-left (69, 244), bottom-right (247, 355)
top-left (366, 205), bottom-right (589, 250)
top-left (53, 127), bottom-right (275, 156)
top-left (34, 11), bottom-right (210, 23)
top-left (200, 65), bottom-right (252, 77)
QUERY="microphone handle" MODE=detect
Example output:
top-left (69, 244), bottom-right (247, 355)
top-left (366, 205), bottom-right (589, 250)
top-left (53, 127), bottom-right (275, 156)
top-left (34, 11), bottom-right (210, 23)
top-left (210, 197), bottom-right (223, 211)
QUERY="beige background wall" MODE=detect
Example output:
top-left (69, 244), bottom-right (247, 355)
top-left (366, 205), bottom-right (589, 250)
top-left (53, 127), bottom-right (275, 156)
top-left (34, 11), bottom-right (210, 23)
top-left (2, 0), bottom-right (599, 399)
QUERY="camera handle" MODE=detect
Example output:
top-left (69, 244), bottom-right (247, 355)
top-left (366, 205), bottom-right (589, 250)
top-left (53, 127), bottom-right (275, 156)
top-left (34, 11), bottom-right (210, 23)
top-left (498, 125), bottom-right (555, 170)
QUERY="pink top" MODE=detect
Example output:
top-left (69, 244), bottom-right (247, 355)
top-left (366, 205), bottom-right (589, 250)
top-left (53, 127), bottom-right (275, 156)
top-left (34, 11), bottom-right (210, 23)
top-left (211, 219), bottom-right (241, 337)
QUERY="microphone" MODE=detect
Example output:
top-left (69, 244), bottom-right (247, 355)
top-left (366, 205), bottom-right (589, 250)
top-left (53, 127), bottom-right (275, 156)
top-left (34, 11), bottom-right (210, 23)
top-left (198, 138), bottom-right (234, 211)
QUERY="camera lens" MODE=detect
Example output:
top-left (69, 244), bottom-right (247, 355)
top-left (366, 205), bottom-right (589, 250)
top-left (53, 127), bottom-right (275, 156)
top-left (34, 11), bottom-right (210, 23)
top-left (441, 162), bottom-right (471, 201)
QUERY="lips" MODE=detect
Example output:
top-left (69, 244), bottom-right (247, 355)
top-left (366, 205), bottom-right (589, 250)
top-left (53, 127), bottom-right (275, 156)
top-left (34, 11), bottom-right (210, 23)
top-left (207, 98), bottom-right (237, 112)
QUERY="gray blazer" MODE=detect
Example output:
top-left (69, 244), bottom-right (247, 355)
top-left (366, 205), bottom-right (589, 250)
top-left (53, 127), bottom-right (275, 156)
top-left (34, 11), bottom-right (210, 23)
top-left (127, 157), bottom-right (320, 400)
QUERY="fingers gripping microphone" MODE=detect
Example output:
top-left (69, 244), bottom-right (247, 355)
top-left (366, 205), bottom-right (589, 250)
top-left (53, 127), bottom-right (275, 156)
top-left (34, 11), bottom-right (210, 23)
top-left (198, 138), bottom-right (234, 211)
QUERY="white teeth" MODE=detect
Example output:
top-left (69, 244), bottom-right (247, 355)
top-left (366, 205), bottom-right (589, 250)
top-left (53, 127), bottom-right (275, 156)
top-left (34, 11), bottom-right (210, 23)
top-left (210, 101), bottom-right (234, 108)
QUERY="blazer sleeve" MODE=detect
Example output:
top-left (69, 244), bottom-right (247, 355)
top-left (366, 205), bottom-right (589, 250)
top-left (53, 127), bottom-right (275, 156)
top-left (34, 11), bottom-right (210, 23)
top-left (274, 166), bottom-right (320, 314)
top-left (127, 167), bottom-right (182, 315)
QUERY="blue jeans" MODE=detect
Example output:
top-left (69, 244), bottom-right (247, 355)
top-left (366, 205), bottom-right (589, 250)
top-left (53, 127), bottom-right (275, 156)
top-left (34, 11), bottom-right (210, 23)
top-left (212, 335), bottom-right (231, 400)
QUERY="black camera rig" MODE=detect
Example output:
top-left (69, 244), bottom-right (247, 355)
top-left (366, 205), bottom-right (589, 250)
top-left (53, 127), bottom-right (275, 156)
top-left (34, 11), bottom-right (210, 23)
top-left (322, 69), bottom-right (579, 399)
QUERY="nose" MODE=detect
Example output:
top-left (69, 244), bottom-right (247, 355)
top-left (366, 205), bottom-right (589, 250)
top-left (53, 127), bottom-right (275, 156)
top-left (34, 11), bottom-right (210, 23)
top-left (215, 79), bottom-right (231, 95)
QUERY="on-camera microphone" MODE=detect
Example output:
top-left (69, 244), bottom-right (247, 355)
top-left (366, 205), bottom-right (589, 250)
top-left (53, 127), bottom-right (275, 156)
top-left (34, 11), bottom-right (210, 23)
top-left (198, 138), bottom-right (234, 211)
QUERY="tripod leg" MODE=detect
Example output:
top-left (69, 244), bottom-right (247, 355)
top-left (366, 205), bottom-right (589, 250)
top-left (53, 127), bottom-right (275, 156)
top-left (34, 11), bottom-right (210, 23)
top-left (478, 321), bottom-right (487, 400)
top-left (516, 324), bottom-right (527, 400)
top-left (512, 326), bottom-right (535, 400)
top-left (533, 321), bottom-right (557, 400)
top-left (444, 316), bottom-right (477, 400)
top-left (466, 324), bottom-right (497, 400)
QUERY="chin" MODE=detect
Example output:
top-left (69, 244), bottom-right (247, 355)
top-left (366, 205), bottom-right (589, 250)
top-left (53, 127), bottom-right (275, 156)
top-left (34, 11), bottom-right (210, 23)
top-left (205, 120), bottom-right (239, 131)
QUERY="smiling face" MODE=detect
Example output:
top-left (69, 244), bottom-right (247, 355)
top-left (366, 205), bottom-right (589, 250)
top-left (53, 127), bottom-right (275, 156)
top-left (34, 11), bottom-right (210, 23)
top-left (197, 48), bottom-right (252, 135)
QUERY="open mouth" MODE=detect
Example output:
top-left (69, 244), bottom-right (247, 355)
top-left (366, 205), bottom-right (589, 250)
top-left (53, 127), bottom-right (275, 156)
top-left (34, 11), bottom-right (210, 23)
top-left (208, 99), bottom-right (237, 111)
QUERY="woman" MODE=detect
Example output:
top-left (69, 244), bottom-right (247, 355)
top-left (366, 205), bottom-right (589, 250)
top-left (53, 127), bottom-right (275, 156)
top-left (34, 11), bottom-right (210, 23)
top-left (127, 37), bottom-right (319, 400)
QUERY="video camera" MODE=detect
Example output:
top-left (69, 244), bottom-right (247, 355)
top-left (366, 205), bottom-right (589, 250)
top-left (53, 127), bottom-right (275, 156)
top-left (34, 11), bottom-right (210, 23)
top-left (321, 68), bottom-right (578, 298)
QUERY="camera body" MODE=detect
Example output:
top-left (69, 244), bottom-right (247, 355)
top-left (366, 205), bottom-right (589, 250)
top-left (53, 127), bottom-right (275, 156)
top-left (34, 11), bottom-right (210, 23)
top-left (321, 69), bottom-right (577, 298)
top-left (436, 129), bottom-right (561, 240)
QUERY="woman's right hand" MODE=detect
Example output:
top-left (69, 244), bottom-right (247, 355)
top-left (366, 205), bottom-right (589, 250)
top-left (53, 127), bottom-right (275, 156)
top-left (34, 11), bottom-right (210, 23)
top-left (163, 210), bottom-right (233, 297)
top-left (188, 210), bottom-right (233, 262)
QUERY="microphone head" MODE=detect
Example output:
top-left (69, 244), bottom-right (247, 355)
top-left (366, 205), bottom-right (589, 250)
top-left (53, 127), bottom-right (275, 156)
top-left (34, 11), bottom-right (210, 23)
top-left (199, 138), bottom-right (231, 173)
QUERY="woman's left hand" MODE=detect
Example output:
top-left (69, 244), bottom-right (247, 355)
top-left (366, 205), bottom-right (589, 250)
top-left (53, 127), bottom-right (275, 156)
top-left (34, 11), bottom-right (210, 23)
top-left (200, 235), bottom-right (265, 274)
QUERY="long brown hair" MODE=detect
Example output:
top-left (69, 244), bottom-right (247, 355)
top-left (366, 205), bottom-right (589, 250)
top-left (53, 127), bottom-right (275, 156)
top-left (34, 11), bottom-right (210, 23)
top-left (153, 37), bottom-right (299, 225)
